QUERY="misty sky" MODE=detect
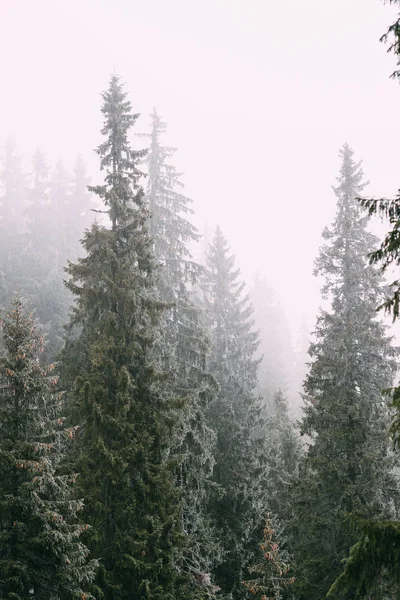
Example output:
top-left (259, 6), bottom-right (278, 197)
top-left (1, 0), bottom-right (399, 334)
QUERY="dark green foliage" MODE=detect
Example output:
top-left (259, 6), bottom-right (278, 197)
top-left (380, 0), bottom-right (400, 79)
top-left (0, 297), bottom-right (96, 600)
top-left (202, 226), bottom-right (267, 599)
top-left (359, 193), bottom-right (400, 320)
top-left (288, 145), bottom-right (398, 600)
top-left (327, 517), bottom-right (400, 599)
top-left (62, 75), bottom-right (188, 600)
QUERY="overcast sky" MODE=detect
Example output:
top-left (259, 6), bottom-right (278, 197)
top-left (1, 0), bottom-right (399, 334)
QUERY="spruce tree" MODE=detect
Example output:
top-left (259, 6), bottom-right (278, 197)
top-left (202, 226), bottom-right (267, 599)
top-left (0, 296), bottom-right (96, 599)
top-left (141, 108), bottom-right (219, 585)
top-left (62, 75), bottom-right (188, 600)
top-left (287, 145), bottom-right (399, 600)
top-left (324, 9), bottom-right (400, 594)
top-left (243, 516), bottom-right (294, 600)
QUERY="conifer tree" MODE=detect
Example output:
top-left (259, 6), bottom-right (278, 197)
top-left (287, 145), bottom-right (399, 600)
top-left (62, 75), bottom-right (189, 600)
top-left (243, 516), bottom-right (294, 600)
top-left (141, 109), bottom-right (219, 583)
top-left (140, 108), bottom-right (207, 388)
top-left (0, 297), bottom-right (96, 599)
top-left (202, 226), bottom-right (267, 599)
top-left (324, 11), bottom-right (400, 594)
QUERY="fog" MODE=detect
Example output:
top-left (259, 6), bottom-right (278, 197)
top-left (4, 2), bottom-right (400, 596)
top-left (1, 0), bottom-right (400, 390)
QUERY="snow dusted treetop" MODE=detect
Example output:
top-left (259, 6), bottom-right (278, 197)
top-left (63, 74), bottom-right (187, 600)
top-left (140, 107), bottom-right (202, 295)
top-left (288, 144), bottom-right (399, 600)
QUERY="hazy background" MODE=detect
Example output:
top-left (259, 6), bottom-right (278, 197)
top-left (1, 0), bottom-right (399, 336)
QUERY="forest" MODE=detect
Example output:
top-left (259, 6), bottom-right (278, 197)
top-left (2, 1), bottom-right (400, 600)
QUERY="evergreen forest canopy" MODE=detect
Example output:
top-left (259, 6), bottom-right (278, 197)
top-left (2, 2), bottom-right (400, 599)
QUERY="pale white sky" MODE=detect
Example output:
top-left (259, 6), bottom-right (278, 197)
top-left (1, 0), bottom-right (399, 334)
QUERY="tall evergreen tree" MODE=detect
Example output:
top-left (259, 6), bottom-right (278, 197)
top-left (141, 109), bottom-right (219, 584)
top-left (287, 145), bottom-right (399, 600)
top-left (0, 297), bottom-right (96, 599)
top-left (323, 10), bottom-right (400, 594)
top-left (61, 75), bottom-right (189, 600)
top-left (243, 516), bottom-right (294, 600)
top-left (140, 108), bottom-right (206, 383)
top-left (202, 226), bottom-right (267, 599)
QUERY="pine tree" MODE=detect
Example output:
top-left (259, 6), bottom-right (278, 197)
top-left (61, 75), bottom-right (189, 600)
top-left (323, 9), bottom-right (400, 593)
top-left (202, 226), bottom-right (267, 599)
top-left (141, 109), bottom-right (219, 585)
top-left (0, 296), bottom-right (96, 599)
top-left (243, 516), bottom-right (294, 600)
top-left (287, 144), bottom-right (399, 600)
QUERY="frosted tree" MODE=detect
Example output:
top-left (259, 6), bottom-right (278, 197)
top-left (141, 108), bottom-right (219, 585)
top-left (61, 75), bottom-right (192, 600)
top-left (202, 226), bottom-right (267, 599)
top-left (288, 145), bottom-right (399, 600)
top-left (140, 108), bottom-right (206, 380)
top-left (0, 297), bottom-right (97, 599)
top-left (243, 516), bottom-right (294, 600)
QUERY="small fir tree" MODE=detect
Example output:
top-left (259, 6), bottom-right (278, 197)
top-left (243, 517), bottom-right (294, 600)
top-left (0, 297), bottom-right (97, 600)
top-left (202, 226), bottom-right (267, 599)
